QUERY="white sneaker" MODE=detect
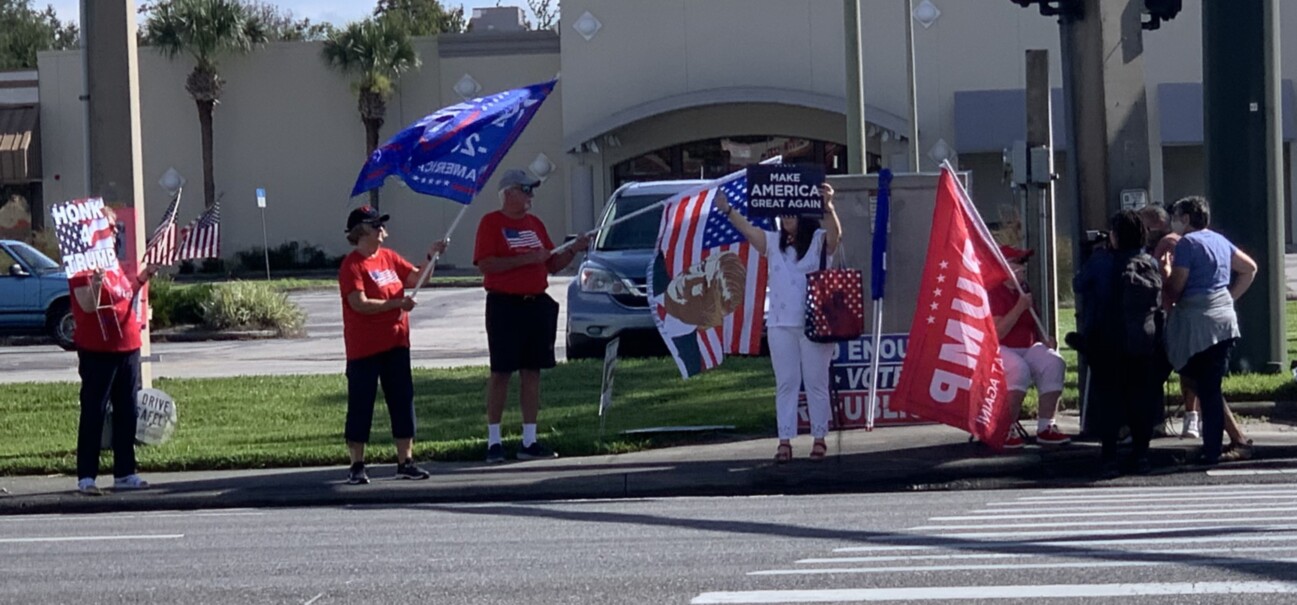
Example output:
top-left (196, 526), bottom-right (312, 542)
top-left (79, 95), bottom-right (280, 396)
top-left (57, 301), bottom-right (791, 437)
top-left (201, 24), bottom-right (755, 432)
top-left (113, 475), bottom-right (150, 490)
top-left (76, 478), bottom-right (102, 496)
top-left (1182, 418), bottom-right (1201, 439)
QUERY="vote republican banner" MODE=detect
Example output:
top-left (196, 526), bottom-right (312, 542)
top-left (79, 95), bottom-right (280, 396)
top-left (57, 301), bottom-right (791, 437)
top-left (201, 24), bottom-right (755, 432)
top-left (891, 166), bottom-right (1017, 450)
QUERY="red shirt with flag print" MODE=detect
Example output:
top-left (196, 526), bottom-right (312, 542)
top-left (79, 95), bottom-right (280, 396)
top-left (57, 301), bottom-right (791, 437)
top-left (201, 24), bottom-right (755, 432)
top-left (988, 285), bottom-right (1039, 348)
top-left (473, 211), bottom-right (554, 295)
top-left (69, 268), bottom-right (142, 353)
top-left (339, 248), bottom-right (415, 361)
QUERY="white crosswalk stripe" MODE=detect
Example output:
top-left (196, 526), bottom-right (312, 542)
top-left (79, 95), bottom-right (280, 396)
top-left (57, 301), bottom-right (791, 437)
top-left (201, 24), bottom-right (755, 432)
top-left (693, 482), bottom-right (1297, 603)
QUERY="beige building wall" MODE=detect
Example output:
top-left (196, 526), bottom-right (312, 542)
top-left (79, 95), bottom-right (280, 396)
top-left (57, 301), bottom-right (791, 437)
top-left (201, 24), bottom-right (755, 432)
top-left (39, 34), bottom-right (560, 270)
top-left (36, 1), bottom-right (1297, 264)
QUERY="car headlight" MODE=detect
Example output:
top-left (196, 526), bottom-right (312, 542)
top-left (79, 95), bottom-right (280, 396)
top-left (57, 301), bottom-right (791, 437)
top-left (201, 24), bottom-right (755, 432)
top-left (579, 264), bottom-right (631, 295)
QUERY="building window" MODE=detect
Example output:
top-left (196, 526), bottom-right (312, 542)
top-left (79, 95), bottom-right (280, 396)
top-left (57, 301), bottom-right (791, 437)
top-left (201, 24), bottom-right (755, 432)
top-left (613, 136), bottom-right (871, 188)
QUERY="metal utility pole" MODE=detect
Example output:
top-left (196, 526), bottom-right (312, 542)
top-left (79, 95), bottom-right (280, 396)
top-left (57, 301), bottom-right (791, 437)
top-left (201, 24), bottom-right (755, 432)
top-left (1059, 0), bottom-right (1152, 234)
top-left (83, 0), bottom-right (151, 386)
top-left (905, 0), bottom-right (921, 172)
top-left (1024, 50), bottom-right (1059, 344)
top-left (844, 0), bottom-right (867, 173)
top-left (1203, 0), bottom-right (1286, 373)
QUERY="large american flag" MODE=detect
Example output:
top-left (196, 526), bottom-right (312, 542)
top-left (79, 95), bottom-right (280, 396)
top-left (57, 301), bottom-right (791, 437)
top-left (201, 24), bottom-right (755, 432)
top-left (650, 168), bottom-right (774, 378)
top-left (143, 189), bottom-right (183, 266)
top-left (175, 202), bottom-right (221, 261)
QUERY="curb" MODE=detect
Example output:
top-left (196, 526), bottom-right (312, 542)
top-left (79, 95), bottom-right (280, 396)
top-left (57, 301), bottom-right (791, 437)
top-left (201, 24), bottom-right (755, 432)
top-left (6, 442), bottom-right (1297, 517)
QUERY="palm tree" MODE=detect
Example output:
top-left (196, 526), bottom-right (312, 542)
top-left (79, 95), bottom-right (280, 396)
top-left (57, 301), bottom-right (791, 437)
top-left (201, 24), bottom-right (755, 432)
top-left (322, 18), bottom-right (420, 209)
top-left (143, 0), bottom-right (267, 208)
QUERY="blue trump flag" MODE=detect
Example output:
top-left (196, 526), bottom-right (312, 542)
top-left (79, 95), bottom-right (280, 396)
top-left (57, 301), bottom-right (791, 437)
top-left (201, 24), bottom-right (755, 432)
top-left (871, 168), bottom-right (893, 300)
top-left (351, 79), bottom-right (557, 204)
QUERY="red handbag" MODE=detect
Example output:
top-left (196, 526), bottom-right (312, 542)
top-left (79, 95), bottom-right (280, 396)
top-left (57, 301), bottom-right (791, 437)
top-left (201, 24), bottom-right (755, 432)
top-left (804, 242), bottom-right (865, 343)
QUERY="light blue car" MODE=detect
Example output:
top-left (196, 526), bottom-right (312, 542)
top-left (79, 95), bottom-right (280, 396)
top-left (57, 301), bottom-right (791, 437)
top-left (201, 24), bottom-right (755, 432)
top-left (565, 180), bottom-right (706, 359)
top-left (0, 239), bottom-right (75, 350)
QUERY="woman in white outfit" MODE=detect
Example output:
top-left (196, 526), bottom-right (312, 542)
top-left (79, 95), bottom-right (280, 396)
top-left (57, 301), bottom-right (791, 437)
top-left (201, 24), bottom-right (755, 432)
top-left (715, 183), bottom-right (842, 463)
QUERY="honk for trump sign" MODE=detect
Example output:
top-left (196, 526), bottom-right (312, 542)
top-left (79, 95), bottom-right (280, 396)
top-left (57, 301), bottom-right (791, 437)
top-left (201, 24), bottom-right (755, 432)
top-left (52, 198), bottom-right (120, 278)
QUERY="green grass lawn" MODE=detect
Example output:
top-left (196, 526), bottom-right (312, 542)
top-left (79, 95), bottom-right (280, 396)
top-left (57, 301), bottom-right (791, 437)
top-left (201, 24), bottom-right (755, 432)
top-left (5, 301), bottom-right (1295, 476)
top-left (0, 358), bottom-right (778, 475)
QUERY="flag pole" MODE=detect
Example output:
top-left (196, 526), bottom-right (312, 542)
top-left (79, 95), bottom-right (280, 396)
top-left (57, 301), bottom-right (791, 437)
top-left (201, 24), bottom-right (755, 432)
top-left (409, 204), bottom-right (471, 301)
top-left (865, 169), bottom-right (893, 431)
top-left (941, 161), bottom-right (1051, 343)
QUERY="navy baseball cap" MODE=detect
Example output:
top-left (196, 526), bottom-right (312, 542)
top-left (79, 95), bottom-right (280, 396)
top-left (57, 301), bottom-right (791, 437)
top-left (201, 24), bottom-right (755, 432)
top-left (346, 205), bottom-right (389, 231)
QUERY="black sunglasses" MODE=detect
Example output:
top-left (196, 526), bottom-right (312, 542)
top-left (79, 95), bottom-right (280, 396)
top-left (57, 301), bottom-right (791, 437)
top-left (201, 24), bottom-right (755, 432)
top-left (517, 184), bottom-right (536, 195)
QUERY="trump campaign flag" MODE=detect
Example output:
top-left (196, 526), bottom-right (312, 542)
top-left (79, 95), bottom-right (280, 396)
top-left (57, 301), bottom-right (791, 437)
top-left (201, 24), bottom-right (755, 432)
top-left (649, 168), bottom-right (774, 378)
top-left (892, 165), bottom-right (1017, 449)
top-left (52, 198), bottom-right (119, 278)
top-left (351, 79), bottom-right (556, 204)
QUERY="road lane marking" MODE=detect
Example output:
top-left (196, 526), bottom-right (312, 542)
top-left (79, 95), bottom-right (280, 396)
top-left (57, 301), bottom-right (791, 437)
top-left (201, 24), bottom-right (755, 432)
top-left (928, 505), bottom-right (1297, 521)
top-left (1208, 469), bottom-right (1297, 476)
top-left (911, 515), bottom-right (1295, 531)
top-left (830, 526), bottom-right (1297, 551)
top-left (984, 494), bottom-right (1297, 506)
top-left (1044, 483), bottom-right (1291, 494)
top-left (0, 534), bottom-right (184, 544)
top-left (973, 500), bottom-right (1297, 513)
top-left (691, 581), bottom-right (1297, 603)
top-left (303, 592), bottom-right (324, 605)
top-left (801, 546), bottom-right (1297, 564)
top-left (749, 557), bottom-right (1297, 575)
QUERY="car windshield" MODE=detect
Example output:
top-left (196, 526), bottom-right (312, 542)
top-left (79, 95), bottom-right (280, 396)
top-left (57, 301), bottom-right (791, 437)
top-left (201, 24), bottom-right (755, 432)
top-left (596, 193), bottom-right (679, 251)
top-left (9, 242), bottom-right (60, 273)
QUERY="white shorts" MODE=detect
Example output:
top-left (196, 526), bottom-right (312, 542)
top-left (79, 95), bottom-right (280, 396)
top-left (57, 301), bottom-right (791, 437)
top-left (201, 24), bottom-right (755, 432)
top-left (1001, 343), bottom-right (1065, 394)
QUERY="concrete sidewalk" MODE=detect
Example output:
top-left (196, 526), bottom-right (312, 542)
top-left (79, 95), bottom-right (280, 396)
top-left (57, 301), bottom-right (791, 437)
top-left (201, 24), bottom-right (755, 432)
top-left (3, 410), bottom-right (1297, 516)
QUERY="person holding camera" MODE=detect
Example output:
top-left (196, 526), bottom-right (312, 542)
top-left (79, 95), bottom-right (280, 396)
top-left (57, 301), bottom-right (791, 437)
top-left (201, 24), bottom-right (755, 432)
top-left (1073, 210), bottom-right (1165, 476)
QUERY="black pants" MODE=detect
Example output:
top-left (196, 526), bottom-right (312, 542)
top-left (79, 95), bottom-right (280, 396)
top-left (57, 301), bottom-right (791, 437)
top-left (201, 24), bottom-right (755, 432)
top-left (1094, 354), bottom-right (1164, 464)
top-left (1180, 339), bottom-right (1236, 462)
top-left (485, 292), bottom-right (559, 373)
top-left (345, 347), bottom-right (416, 443)
top-left (77, 349), bottom-right (140, 480)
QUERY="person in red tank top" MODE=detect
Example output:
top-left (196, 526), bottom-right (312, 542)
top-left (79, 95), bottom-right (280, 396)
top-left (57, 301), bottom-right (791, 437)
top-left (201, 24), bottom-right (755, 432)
top-left (338, 205), bottom-right (445, 485)
top-left (990, 245), bottom-right (1070, 450)
top-left (473, 169), bottom-right (589, 463)
top-left (69, 205), bottom-right (159, 495)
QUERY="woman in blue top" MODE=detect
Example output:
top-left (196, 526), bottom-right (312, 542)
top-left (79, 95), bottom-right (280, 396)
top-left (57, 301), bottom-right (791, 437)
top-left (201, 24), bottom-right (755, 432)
top-left (1163, 196), bottom-right (1258, 464)
top-left (716, 183), bottom-right (841, 463)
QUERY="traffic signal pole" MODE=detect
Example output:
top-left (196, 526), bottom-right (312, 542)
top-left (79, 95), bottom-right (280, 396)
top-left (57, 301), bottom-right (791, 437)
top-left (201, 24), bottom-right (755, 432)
top-left (1203, 0), bottom-right (1286, 374)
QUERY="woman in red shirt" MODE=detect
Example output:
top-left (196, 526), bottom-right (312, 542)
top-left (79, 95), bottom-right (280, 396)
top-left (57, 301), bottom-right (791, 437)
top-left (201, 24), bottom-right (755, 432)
top-left (338, 205), bottom-right (444, 485)
top-left (70, 206), bottom-right (158, 495)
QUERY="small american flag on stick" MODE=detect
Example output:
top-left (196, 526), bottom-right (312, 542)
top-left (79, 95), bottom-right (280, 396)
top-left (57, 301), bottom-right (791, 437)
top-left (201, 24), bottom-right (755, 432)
top-left (175, 201), bottom-right (221, 261)
top-left (143, 188), bottom-right (183, 266)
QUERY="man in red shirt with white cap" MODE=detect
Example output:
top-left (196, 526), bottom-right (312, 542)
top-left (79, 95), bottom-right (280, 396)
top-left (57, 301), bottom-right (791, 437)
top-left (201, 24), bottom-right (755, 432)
top-left (988, 245), bottom-right (1071, 449)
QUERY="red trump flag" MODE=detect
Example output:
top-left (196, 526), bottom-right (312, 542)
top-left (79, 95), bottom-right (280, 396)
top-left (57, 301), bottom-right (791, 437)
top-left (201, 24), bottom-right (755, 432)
top-left (893, 166), bottom-right (1017, 449)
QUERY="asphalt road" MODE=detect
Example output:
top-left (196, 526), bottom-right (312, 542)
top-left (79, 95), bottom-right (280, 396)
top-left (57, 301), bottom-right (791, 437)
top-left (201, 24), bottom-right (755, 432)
top-left (0, 278), bottom-right (573, 383)
top-left (5, 482), bottom-right (1297, 604)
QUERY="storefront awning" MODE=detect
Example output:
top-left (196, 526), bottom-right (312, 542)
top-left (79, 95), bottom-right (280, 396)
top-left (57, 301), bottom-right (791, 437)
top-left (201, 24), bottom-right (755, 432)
top-left (953, 88), bottom-right (1069, 154)
top-left (1158, 80), bottom-right (1295, 146)
top-left (0, 104), bottom-right (40, 184)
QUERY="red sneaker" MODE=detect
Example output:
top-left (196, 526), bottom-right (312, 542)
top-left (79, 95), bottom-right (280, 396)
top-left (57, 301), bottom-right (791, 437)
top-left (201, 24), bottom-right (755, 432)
top-left (1036, 425), bottom-right (1072, 446)
top-left (1003, 433), bottom-right (1025, 449)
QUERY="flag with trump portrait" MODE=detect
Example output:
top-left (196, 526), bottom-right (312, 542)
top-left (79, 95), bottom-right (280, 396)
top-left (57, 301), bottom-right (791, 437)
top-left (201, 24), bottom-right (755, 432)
top-left (649, 168), bottom-right (775, 378)
top-left (892, 165), bottom-right (1017, 450)
top-left (351, 79), bottom-right (557, 204)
